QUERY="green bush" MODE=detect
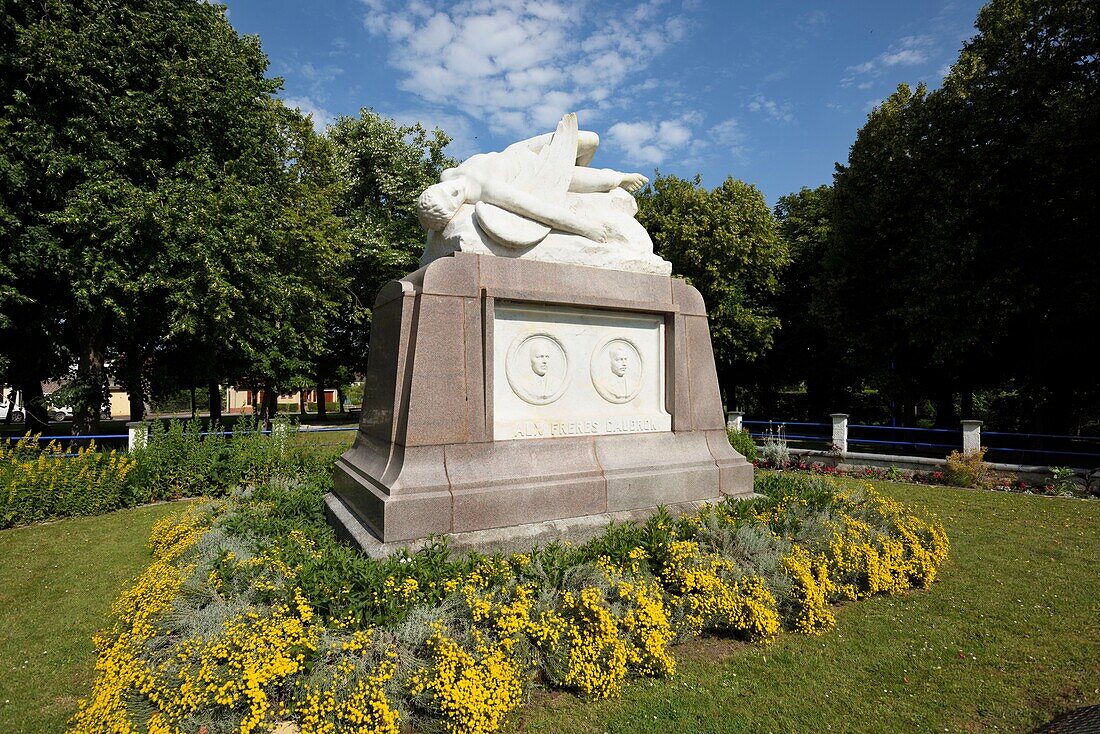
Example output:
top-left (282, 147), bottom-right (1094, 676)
top-left (944, 448), bottom-right (993, 489)
top-left (727, 427), bottom-right (758, 461)
top-left (0, 418), bottom-right (344, 528)
top-left (129, 416), bottom-right (338, 499)
top-left (1, 436), bottom-right (137, 528)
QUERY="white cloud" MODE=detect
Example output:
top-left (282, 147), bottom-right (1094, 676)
top-left (297, 62), bottom-right (344, 96)
top-left (358, 0), bottom-right (689, 136)
top-left (283, 96), bottom-right (334, 132)
top-left (708, 118), bottom-right (748, 161)
top-left (797, 9), bottom-right (828, 30)
top-left (388, 108), bottom-right (479, 159)
top-left (605, 112), bottom-right (700, 166)
top-left (844, 35), bottom-right (935, 85)
top-left (747, 94), bottom-right (794, 123)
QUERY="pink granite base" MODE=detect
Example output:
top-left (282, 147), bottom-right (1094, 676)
top-left (331, 253), bottom-right (752, 546)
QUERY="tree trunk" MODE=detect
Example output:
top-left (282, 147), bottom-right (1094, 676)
top-left (17, 379), bottom-right (50, 433)
top-left (260, 383), bottom-right (278, 429)
top-left (208, 381), bottom-right (222, 423)
top-left (190, 386), bottom-right (197, 419)
top-left (73, 332), bottom-right (105, 435)
top-left (317, 378), bottom-right (327, 419)
top-left (336, 387), bottom-right (345, 414)
top-left (299, 390), bottom-right (307, 415)
top-left (125, 347), bottom-right (146, 422)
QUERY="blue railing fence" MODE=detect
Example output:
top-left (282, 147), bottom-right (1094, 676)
top-left (732, 414), bottom-right (1100, 468)
top-left (2, 422), bottom-right (360, 456)
top-left (10, 416), bottom-right (1100, 470)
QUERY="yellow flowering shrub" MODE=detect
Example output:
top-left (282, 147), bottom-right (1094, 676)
top-left (657, 541), bottom-right (781, 642)
top-left (781, 545), bottom-right (836, 634)
top-left (73, 473), bottom-right (950, 734)
top-left (551, 587), bottom-right (628, 699)
top-left (461, 582), bottom-right (565, 651)
top-left (166, 594), bottom-right (321, 732)
top-left (70, 506), bottom-right (212, 733)
top-left (1, 434), bottom-right (136, 527)
top-left (408, 629), bottom-right (525, 734)
top-left (292, 642), bottom-right (400, 734)
top-left (612, 578), bottom-right (676, 677)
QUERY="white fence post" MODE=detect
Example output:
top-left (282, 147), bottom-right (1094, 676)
top-left (726, 411), bottom-right (744, 432)
top-left (126, 421), bottom-right (147, 452)
top-left (830, 413), bottom-right (849, 454)
top-left (961, 420), bottom-right (983, 454)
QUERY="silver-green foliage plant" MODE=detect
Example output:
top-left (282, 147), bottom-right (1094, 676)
top-left (762, 425), bottom-right (791, 468)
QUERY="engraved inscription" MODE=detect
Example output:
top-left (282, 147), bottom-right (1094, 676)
top-left (510, 416), bottom-right (665, 439)
top-left (591, 338), bottom-right (644, 404)
top-left (505, 333), bottom-right (568, 405)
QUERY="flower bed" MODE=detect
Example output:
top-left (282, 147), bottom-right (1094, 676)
top-left (752, 457), bottom-right (1096, 498)
top-left (71, 472), bottom-right (949, 734)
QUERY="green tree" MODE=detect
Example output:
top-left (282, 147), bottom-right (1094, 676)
top-left (761, 185), bottom-right (839, 418)
top-left (323, 111), bottom-right (452, 398)
top-left (942, 0), bottom-right (1100, 430)
top-left (157, 102), bottom-right (350, 423)
top-left (823, 0), bottom-right (1099, 431)
top-left (0, 0), bottom-right (348, 430)
top-left (637, 174), bottom-right (789, 406)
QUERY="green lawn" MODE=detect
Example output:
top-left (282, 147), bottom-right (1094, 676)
top-left (516, 481), bottom-right (1100, 733)
top-left (1, 482), bottom-right (1097, 733)
top-left (0, 501), bottom-right (191, 734)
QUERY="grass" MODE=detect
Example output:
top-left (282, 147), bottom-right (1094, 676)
top-left (0, 479), bottom-right (1096, 733)
top-left (0, 501), bottom-right (192, 733)
top-left (515, 480), bottom-right (1100, 733)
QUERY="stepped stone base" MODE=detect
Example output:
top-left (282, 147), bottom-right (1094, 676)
top-left (330, 252), bottom-right (752, 550)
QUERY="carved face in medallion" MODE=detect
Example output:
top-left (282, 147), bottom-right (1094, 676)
top-left (609, 344), bottom-right (630, 377)
top-left (530, 340), bottom-right (553, 377)
top-left (506, 333), bottom-right (568, 405)
top-left (591, 338), bottom-right (644, 404)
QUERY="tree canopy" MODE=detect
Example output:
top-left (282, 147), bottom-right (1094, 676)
top-left (779, 0), bottom-right (1100, 431)
top-left (636, 174), bottom-right (789, 403)
top-left (0, 0), bottom-right (346, 429)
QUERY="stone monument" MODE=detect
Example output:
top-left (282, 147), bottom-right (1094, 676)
top-left (327, 113), bottom-right (752, 554)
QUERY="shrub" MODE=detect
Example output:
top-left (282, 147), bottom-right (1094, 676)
top-left (1, 435), bottom-right (136, 527)
top-left (761, 425), bottom-right (791, 467)
top-left (944, 448), bottom-right (993, 489)
top-left (74, 472), bottom-right (951, 734)
top-left (727, 427), bottom-right (758, 461)
top-left (1, 418), bottom-right (343, 528)
top-left (129, 416), bottom-right (339, 500)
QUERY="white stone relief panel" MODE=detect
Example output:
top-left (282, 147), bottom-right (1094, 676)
top-left (494, 302), bottom-right (671, 440)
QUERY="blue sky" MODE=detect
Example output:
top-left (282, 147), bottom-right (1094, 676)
top-left (221, 0), bottom-right (985, 205)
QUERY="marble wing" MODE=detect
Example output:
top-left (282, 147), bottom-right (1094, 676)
top-left (476, 113), bottom-right (579, 249)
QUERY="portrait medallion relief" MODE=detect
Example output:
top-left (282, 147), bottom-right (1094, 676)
top-left (590, 337), bottom-right (644, 404)
top-left (505, 333), bottom-right (569, 405)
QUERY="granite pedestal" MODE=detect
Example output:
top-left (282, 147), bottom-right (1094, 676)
top-left (329, 252), bottom-right (752, 552)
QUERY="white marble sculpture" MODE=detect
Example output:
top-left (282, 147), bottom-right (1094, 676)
top-left (416, 113), bottom-right (672, 275)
